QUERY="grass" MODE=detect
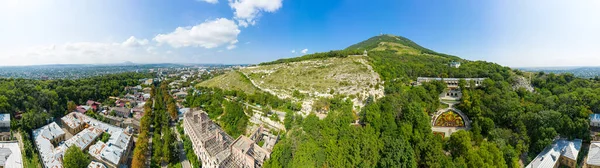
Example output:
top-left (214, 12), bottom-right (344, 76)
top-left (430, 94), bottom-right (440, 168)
top-left (197, 71), bottom-right (260, 94)
top-left (23, 153), bottom-right (41, 168)
top-left (239, 56), bottom-right (381, 98)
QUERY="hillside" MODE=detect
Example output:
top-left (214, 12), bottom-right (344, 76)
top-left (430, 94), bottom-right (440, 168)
top-left (196, 71), bottom-right (260, 94)
top-left (240, 56), bottom-right (384, 115)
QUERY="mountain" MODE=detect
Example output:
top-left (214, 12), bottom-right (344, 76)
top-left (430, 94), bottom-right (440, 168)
top-left (199, 34), bottom-right (511, 116)
top-left (346, 34), bottom-right (460, 59)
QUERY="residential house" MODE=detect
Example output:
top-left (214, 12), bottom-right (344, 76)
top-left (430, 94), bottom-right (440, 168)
top-left (0, 114), bottom-right (10, 141)
top-left (591, 114), bottom-right (600, 127)
top-left (526, 138), bottom-right (582, 168)
top-left (110, 107), bottom-right (131, 118)
top-left (86, 100), bottom-right (102, 112)
top-left (585, 142), bottom-right (600, 168)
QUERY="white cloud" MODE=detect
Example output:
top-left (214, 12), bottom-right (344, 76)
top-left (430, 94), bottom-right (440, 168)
top-left (301, 48), bottom-right (308, 54)
top-left (197, 0), bottom-right (218, 4)
top-left (1, 42), bottom-right (170, 66)
top-left (228, 0), bottom-right (282, 27)
top-left (153, 18), bottom-right (240, 49)
top-left (122, 36), bottom-right (149, 47)
top-left (291, 49), bottom-right (295, 53)
top-left (227, 45), bottom-right (237, 50)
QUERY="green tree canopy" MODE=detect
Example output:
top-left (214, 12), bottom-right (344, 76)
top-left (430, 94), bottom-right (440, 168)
top-left (63, 146), bottom-right (90, 168)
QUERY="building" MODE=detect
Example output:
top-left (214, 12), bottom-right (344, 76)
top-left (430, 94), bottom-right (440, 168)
top-left (86, 100), bottom-right (102, 112)
top-left (88, 127), bottom-right (133, 168)
top-left (109, 107), bottom-right (131, 118)
top-left (59, 127), bottom-right (103, 151)
top-left (228, 126), bottom-right (279, 168)
top-left (0, 114), bottom-right (10, 141)
top-left (526, 138), bottom-right (582, 168)
top-left (61, 113), bottom-right (85, 135)
top-left (87, 161), bottom-right (107, 168)
top-left (586, 142), bottom-right (600, 168)
top-left (36, 113), bottom-right (133, 168)
top-left (174, 91), bottom-right (188, 99)
top-left (415, 77), bottom-right (486, 88)
top-left (33, 122), bottom-right (66, 168)
top-left (449, 61), bottom-right (461, 68)
top-left (183, 110), bottom-right (279, 168)
top-left (591, 114), bottom-right (600, 127)
top-left (0, 142), bottom-right (23, 168)
top-left (183, 110), bottom-right (235, 167)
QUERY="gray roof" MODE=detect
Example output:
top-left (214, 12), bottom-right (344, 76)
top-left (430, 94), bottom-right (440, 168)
top-left (0, 142), bottom-right (22, 168)
top-left (587, 142), bottom-right (600, 166)
top-left (526, 139), bottom-right (582, 168)
top-left (0, 114), bottom-right (9, 122)
top-left (0, 148), bottom-right (12, 166)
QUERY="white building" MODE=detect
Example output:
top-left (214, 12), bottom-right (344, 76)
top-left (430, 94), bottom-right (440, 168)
top-left (88, 127), bottom-right (133, 168)
top-left (0, 114), bottom-right (10, 141)
top-left (33, 122), bottom-right (66, 168)
top-left (586, 142), bottom-right (600, 168)
top-left (526, 139), bottom-right (581, 168)
top-left (0, 142), bottom-right (23, 168)
top-left (591, 114), bottom-right (600, 127)
top-left (450, 61), bottom-right (461, 68)
top-left (0, 114), bottom-right (10, 128)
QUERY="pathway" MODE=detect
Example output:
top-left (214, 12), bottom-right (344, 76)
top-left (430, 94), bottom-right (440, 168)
top-left (173, 127), bottom-right (192, 168)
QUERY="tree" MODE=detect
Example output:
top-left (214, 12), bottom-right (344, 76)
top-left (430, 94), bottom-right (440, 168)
top-left (0, 96), bottom-right (11, 113)
top-left (168, 101), bottom-right (178, 121)
top-left (100, 132), bottom-right (110, 143)
top-left (67, 101), bottom-right (77, 113)
top-left (63, 146), bottom-right (90, 168)
top-left (379, 136), bottom-right (416, 168)
top-left (448, 130), bottom-right (472, 157)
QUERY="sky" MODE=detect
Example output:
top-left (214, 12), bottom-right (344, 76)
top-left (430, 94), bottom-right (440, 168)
top-left (0, 0), bottom-right (599, 67)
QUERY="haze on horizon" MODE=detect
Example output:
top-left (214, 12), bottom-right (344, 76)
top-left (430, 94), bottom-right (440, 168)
top-left (1, 0), bottom-right (599, 67)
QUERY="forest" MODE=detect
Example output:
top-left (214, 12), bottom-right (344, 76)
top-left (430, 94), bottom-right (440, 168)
top-left (0, 72), bottom-right (152, 119)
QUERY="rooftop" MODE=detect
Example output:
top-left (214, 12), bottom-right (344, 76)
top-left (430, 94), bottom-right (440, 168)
top-left (61, 113), bottom-right (83, 129)
top-left (231, 136), bottom-right (269, 162)
top-left (0, 142), bottom-right (22, 168)
top-left (526, 138), bottom-right (582, 168)
top-left (33, 122), bottom-right (65, 168)
top-left (88, 127), bottom-right (133, 165)
top-left (184, 110), bottom-right (234, 163)
top-left (0, 113), bottom-right (9, 122)
top-left (587, 142), bottom-right (600, 166)
top-left (591, 114), bottom-right (600, 122)
top-left (88, 161), bottom-right (107, 168)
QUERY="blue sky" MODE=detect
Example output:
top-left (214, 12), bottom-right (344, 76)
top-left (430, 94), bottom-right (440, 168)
top-left (0, 0), bottom-right (599, 67)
